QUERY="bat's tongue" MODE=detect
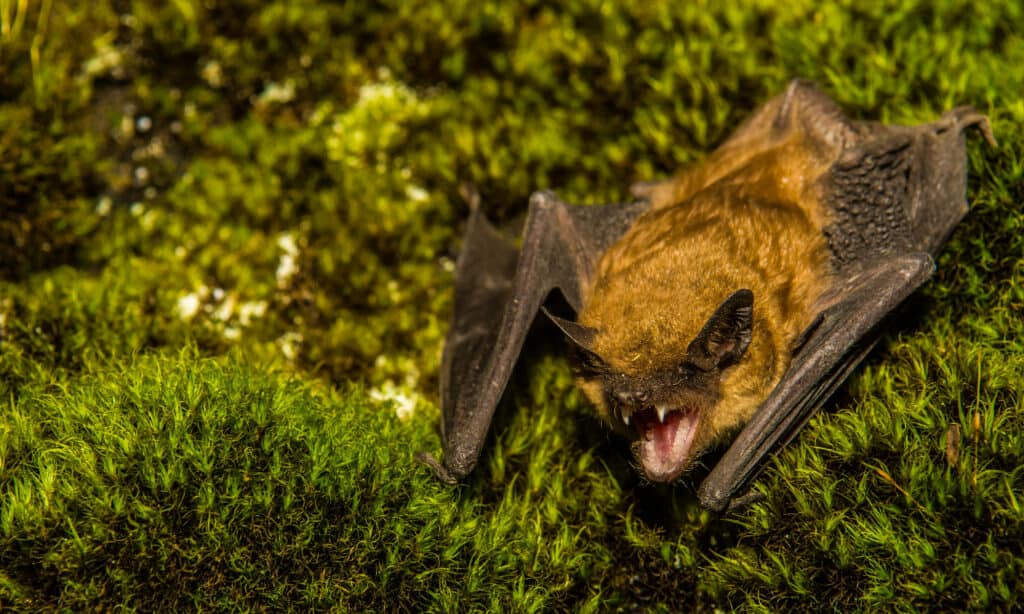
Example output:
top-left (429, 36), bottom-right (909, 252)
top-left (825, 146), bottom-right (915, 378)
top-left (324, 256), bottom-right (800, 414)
top-left (636, 408), bottom-right (699, 482)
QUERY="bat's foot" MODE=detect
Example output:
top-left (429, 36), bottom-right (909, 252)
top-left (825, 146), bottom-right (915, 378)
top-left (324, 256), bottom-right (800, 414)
top-left (724, 490), bottom-right (766, 513)
top-left (945, 106), bottom-right (997, 147)
top-left (415, 451), bottom-right (460, 484)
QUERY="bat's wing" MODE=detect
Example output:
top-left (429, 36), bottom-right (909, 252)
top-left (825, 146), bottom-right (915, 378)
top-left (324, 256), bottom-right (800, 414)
top-left (698, 255), bottom-right (933, 511)
top-left (420, 191), bottom-right (649, 482)
top-left (698, 91), bottom-right (993, 512)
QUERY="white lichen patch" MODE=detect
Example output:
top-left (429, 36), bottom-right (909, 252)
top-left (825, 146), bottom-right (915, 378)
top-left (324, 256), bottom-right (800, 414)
top-left (276, 233), bottom-right (300, 288)
top-left (237, 301), bottom-right (268, 326)
top-left (374, 354), bottom-right (422, 389)
top-left (406, 185), bottom-right (429, 203)
top-left (82, 43), bottom-right (125, 79)
top-left (212, 292), bottom-right (236, 323)
top-left (368, 380), bottom-right (421, 421)
top-left (176, 285), bottom-right (266, 338)
top-left (325, 73), bottom-right (432, 169)
top-left (256, 80), bottom-right (296, 105)
top-left (134, 137), bottom-right (166, 161)
top-left (176, 286), bottom-right (209, 320)
top-left (277, 331), bottom-right (304, 361)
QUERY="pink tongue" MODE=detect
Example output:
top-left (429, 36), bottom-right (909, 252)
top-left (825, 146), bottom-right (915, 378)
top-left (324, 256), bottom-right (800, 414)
top-left (652, 412), bottom-right (682, 459)
top-left (636, 408), bottom-right (700, 482)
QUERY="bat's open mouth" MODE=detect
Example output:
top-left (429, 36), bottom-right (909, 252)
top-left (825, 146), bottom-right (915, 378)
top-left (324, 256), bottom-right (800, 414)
top-left (632, 406), bottom-right (700, 482)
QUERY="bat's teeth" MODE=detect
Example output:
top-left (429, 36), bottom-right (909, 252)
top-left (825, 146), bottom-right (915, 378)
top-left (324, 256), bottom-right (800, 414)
top-left (656, 406), bottom-right (668, 423)
top-left (623, 412), bottom-right (631, 427)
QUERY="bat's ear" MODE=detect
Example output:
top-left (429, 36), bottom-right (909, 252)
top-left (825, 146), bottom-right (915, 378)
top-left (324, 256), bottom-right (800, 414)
top-left (688, 289), bottom-right (754, 371)
top-left (542, 306), bottom-right (598, 350)
top-left (541, 306), bottom-right (608, 371)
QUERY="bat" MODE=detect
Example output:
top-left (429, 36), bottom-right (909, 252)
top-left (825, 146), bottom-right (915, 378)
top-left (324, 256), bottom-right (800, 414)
top-left (418, 79), bottom-right (993, 512)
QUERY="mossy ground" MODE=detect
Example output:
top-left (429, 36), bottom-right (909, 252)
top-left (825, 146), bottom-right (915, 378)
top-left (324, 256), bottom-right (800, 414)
top-left (1, 0), bottom-right (1022, 610)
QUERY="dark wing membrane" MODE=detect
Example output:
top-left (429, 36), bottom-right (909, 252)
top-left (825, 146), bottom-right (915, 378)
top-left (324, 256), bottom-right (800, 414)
top-left (699, 254), bottom-right (935, 512)
top-left (438, 208), bottom-right (519, 451)
top-left (825, 106), bottom-right (994, 266)
top-left (425, 192), bottom-right (649, 482)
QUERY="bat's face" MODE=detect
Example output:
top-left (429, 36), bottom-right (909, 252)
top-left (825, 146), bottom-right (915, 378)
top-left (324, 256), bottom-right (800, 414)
top-left (582, 360), bottom-right (719, 482)
top-left (565, 288), bottom-right (772, 483)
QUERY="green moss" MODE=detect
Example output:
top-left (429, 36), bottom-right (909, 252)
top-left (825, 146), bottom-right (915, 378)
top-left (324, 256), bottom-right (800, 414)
top-left (1, 352), bottom-right (426, 608)
top-left (0, 352), bottom-right (681, 610)
top-left (1, 0), bottom-right (1023, 610)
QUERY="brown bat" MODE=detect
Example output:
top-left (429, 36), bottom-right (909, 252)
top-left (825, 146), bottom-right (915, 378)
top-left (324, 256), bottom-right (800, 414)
top-left (419, 80), bottom-right (993, 511)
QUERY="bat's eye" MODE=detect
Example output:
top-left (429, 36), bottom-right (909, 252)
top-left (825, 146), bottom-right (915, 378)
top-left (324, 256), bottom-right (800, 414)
top-left (678, 362), bottom-right (702, 376)
top-left (576, 348), bottom-right (608, 374)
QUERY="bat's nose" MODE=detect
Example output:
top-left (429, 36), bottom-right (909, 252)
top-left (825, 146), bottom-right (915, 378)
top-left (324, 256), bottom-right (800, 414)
top-left (616, 390), bottom-right (647, 404)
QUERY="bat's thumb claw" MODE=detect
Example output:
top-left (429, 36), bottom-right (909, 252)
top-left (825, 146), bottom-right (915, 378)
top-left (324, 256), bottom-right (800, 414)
top-left (415, 451), bottom-right (460, 484)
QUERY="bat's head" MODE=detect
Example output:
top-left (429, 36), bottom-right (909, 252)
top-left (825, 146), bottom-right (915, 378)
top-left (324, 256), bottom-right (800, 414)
top-left (552, 289), bottom-right (760, 482)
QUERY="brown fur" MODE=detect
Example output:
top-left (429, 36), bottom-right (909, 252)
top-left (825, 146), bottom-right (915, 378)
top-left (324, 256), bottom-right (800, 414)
top-left (575, 125), bottom-right (834, 459)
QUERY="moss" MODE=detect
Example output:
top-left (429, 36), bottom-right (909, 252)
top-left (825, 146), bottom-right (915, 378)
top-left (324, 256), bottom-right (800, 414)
top-left (0, 352), bottom-right (679, 610)
top-left (1, 0), bottom-right (1023, 610)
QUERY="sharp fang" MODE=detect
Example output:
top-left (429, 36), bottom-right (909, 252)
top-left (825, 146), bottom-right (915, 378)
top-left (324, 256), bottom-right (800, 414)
top-left (657, 406), bottom-right (668, 423)
top-left (621, 410), bottom-right (631, 427)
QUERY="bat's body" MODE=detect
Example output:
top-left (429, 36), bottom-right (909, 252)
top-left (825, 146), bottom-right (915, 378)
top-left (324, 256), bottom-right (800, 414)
top-left (576, 152), bottom-right (832, 481)
top-left (421, 80), bottom-right (992, 511)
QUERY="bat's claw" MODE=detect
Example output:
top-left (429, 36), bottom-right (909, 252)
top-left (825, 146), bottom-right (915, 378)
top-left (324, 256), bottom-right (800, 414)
top-left (724, 489), bottom-right (766, 513)
top-left (947, 106), bottom-right (997, 147)
top-left (415, 451), bottom-right (460, 484)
